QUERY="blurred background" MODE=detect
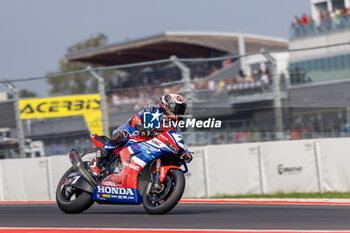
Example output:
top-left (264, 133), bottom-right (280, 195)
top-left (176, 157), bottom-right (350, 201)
top-left (0, 0), bottom-right (350, 158)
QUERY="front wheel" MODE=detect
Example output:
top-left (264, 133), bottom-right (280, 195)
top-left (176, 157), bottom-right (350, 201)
top-left (143, 169), bottom-right (185, 214)
top-left (56, 166), bottom-right (94, 214)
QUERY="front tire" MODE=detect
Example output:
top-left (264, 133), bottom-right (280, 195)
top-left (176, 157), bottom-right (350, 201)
top-left (143, 169), bottom-right (185, 215)
top-left (56, 166), bottom-right (94, 214)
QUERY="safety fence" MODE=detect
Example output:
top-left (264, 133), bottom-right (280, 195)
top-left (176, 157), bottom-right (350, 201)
top-left (0, 137), bottom-right (349, 201)
top-left (1, 42), bottom-right (350, 158)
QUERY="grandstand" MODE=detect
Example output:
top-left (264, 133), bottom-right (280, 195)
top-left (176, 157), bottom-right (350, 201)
top-left (288, 1), bottom-right (350, 106)
top-left (52, 32), bottom-right (288, 153)
top-left (5, 21), bottom-right (350, 156)
top-left (67, 31), bottom-right (289, 104)
top-left (11, 31), bottom-right (287, 155)
top-left (66, 31), bottom-right (287, 65)
top-left (289, 0), bottom-right (350, 87)
top-left (286, 0), bottom-right (350, 141)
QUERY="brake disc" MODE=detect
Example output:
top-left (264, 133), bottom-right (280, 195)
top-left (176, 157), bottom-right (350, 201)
top-left (149, 176), bottom-right (172, 202)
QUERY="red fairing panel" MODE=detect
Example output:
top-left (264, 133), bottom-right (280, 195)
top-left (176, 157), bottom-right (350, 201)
top-left (99, 147), bottom-right (141, 189)
top-left (90, 134), bottom-right (105, 148)
top-left (154, 165), bottom-right (183, 183)
top-left (130, 115), bottom-right (142, 128)
top-left (128, 135), bottom-right (148, 142)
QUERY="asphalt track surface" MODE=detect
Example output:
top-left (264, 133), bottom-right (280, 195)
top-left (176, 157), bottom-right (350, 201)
top-left (1, 202), bottom-right (350, 230)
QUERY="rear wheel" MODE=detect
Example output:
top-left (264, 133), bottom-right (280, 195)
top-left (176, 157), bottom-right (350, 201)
top-left (142, 169), bottom-right (185, 214)
top-left (56, 166), bottom-right (94, 214)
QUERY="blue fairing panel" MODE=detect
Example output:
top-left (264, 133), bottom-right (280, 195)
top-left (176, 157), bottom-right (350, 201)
top-left (93, 186), bottom-right (143, 204)
top-left (128, 140), bottom-right (175, 165)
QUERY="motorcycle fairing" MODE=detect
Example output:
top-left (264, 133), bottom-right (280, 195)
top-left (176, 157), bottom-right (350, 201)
top-left (93, 147), bottom-right (144, 204)
top-left (153, 165), bottom-right (183, 183)
top-left (90, 134), bottom-right (124, 156)
top-left (93, 130), bottom-right (184, 205)
top-left (90, 134), bottom-right (107, 148)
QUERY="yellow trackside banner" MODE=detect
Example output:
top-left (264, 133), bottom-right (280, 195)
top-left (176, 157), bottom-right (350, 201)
top-left (19, 94), bottom-right (103, 135)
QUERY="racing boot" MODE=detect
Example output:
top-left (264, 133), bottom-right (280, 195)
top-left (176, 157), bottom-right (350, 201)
top-left (89, 148), bottom-right (108, 177)
top-left (89, 131), bottom-right (127, 177)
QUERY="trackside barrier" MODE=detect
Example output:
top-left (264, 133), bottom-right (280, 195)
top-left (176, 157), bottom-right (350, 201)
top-left (205, 143), bottom-right (261, 196)
top-left (316, 138), bottom-right (350, 192)
top-left (0, 158), bottom-right (51, 201)
top-left (48, 156), bottom-right (73, 200)
top-left (0, 163), bottom-right (3, 201)
top-left (182, 147), bottom-right (207, 198)
top-left (259, 139), bottom-right (320, 194)
top-left (1, 138), bottom-right (350, 201)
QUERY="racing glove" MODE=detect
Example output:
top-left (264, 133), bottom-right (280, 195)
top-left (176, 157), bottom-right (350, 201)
top-left (134, 123), bottom-right (152, 137)
top-left (139, 128), bottom-right (152, 137)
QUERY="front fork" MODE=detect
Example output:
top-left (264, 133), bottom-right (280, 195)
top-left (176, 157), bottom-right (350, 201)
top-left (153, 159), bottom-right (162, 192)
top-left (152, 159), bottom-right (188, 185)
top-left (148, 159), bottom-right (188, 197)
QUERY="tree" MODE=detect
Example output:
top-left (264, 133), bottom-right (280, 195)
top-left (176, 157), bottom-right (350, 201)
top-left (46, 33), bottom-right (118, 95)
top-left (6, 89), bottom-right (37, 99)
top-left (19, 89), bottom-right (37, 98)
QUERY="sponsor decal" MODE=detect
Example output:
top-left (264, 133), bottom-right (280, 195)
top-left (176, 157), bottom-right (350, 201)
top-left (97, 186), bottom-right (135, 195)
top-left (123, 161), bottom-right (140, 171)
top-left (19, 94), bottom-right (100, 118)
top-left (160, 167), bottom-right (165, 181)
top-left (277, 164), bottom-right (303, 175)
top-left (146, 139), bottom-right (164, 151)
top-left (165, 141), bottom-right (178, 153)
top-left (19, 94), bottom-right (103, 135)
top-left (96, 186), bottom-right (136, 201)
top-left (67, 172), bottom-right (79, 178)
top-left (100, 181), bottom-right (117, 187)
top-left (153, 139), bottom-right (161, 145)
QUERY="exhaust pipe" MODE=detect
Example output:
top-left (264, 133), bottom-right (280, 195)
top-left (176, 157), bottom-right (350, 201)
top-left (69, 149), bottom-right (98, 187)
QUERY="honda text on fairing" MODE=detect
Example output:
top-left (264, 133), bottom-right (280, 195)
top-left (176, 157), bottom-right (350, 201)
top-left (56, 129), bottom-right (191, 215)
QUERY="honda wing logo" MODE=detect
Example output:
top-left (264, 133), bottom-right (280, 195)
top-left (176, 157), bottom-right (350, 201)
top-left (143, 109), bottom-right (161, 129)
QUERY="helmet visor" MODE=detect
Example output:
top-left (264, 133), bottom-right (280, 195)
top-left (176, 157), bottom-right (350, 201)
top-left (173, 103), bottom-right (187, 116)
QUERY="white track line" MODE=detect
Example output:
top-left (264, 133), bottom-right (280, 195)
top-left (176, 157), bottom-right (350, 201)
top-left (0, 227), bottom-right (350, 232)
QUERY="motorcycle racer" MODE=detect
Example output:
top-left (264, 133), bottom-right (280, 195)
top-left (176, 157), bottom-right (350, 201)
top-left (89, 93), bottom-right (192, 177)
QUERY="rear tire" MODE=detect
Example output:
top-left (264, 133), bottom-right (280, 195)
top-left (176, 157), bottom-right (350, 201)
top-left (143, 169), bottom-right (185, 215)
top-left (56, 167), bottom-right (94, 214)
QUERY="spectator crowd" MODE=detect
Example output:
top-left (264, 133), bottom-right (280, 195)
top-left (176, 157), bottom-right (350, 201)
top-left (291, 7), bottom-right (350, 38)
top-left (107, 62), bottom-right (217, 110)
top-left (107, 61), bottom-right (275, 110)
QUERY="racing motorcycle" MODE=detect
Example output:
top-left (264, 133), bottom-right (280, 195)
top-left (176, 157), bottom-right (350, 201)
top-left (56, 129), bottom-right (190, 215)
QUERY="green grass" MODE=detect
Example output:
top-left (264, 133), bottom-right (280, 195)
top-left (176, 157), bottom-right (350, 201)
top-left (209, 192), bottom-right (350, 199)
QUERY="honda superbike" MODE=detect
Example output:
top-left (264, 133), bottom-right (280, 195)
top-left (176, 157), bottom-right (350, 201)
top-left (56, 129), bottom-right (190, 214)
